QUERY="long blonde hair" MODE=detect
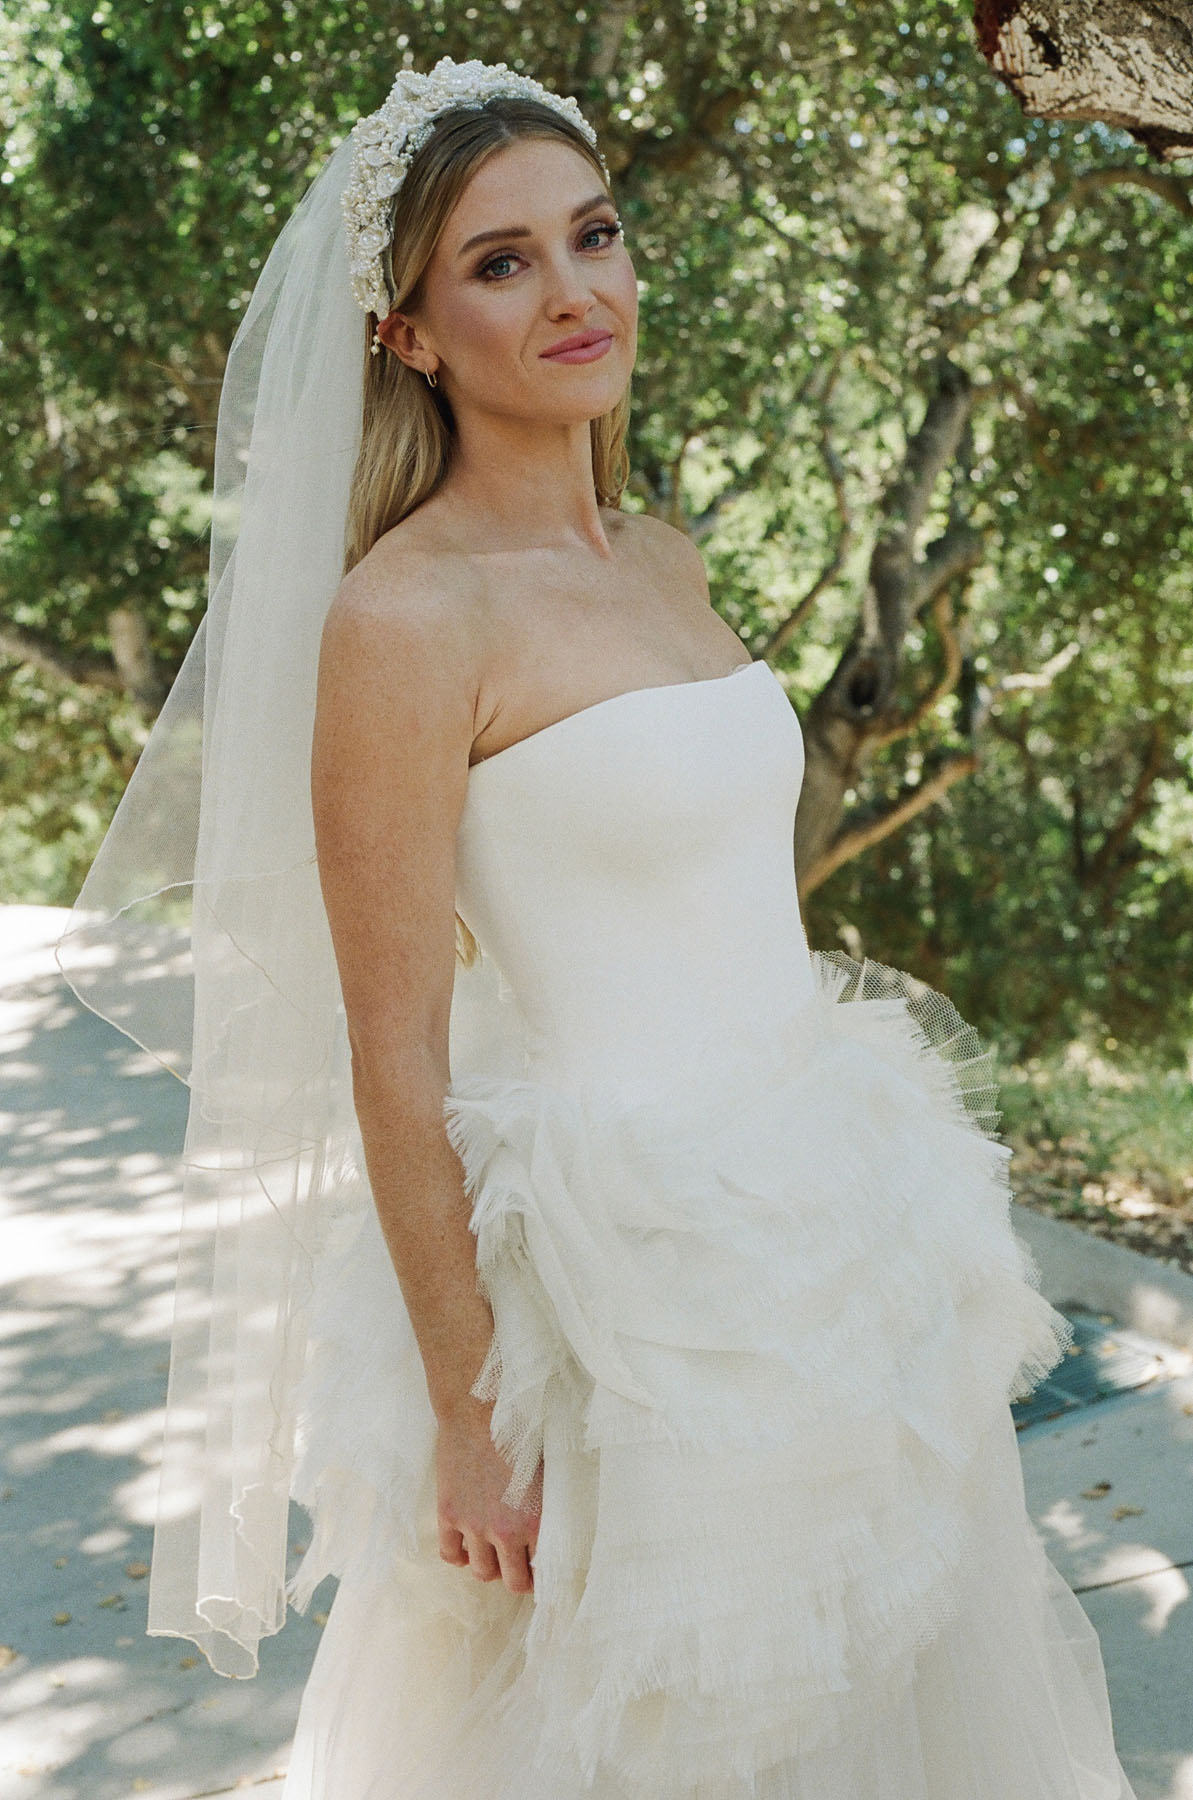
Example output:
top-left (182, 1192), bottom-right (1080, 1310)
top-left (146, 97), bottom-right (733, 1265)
top-left (342, 95), bottom-right (632, 968)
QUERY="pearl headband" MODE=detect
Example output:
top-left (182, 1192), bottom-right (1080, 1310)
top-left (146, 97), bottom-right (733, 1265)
top-left (340, 55), bottom-right (610, 352)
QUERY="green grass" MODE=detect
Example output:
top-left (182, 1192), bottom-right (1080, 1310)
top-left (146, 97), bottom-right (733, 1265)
top-left (995, 1038), bottom-right (1193, 1199)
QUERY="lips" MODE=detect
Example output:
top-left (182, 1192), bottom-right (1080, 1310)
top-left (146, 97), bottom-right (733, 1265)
top-left (540, 329), bottom-right (614, 358)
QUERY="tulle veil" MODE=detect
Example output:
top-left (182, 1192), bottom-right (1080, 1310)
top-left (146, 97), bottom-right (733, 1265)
top-left (51, 126), bottom-right (515, 1677)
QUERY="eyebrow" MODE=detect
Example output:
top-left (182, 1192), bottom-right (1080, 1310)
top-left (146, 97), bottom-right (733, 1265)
top-left (456, 194), bottom-right (614, 258)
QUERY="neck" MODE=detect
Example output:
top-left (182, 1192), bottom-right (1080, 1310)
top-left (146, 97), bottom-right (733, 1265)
top-left (437, 405), bottom-right (614, 558)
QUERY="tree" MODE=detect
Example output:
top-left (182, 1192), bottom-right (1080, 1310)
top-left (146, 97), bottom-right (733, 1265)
top-left (974, 0), bottom-right (1193, 162)
top-left (3, 0), bottom-right (1191, 1050)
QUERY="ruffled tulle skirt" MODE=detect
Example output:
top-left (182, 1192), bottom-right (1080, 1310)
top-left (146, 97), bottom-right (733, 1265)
top-left (281, 953), bottom-right (1137, 1799)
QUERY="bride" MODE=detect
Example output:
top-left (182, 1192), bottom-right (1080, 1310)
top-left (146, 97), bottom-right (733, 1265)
top-left (56, 55), bottom-right (1139, 1800)
top-left (314, 90), bottom-right (757, 1610)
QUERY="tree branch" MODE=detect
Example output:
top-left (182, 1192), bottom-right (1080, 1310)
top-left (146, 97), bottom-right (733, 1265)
top-left (0, 627), bottom-right (124, 694)
top-left (1082, 724), bottom-right (1169, 889)
top-left (867, 358), bottom-right (974, 658)
top-left (802, 751), bottom-right (979, 894)
top-left (973, 0), bottom-right (1193, 162)
top-left (868, 589), bottom-right (967, 750)
top-left (761, 353), bottom-right (855, 657)
top-left (1066, 163), bottom-right (1193, 217)
top-left (910, 523), bottom-right (986, 612)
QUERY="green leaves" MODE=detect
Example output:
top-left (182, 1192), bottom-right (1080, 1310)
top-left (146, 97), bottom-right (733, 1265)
top-left (3, 0), bottom-right (1190, 1050)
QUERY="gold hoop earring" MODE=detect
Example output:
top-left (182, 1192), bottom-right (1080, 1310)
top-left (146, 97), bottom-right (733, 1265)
top-left (425, 367), bottom-right (438, 389)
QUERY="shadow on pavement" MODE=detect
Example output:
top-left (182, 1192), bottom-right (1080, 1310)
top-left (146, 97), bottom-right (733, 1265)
top-left (0, 906), bottom-right (330, 1799)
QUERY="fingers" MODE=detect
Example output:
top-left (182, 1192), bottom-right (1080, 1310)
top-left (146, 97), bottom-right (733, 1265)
top-left (493, 1536), bottom-right (535, 1594)
top-left (438, 1523), bottom-right (469, 1567)
top-left (442, 1524), bottom-right (535, 1594)
top-left (461, 1528), bottom-right (501, 1583)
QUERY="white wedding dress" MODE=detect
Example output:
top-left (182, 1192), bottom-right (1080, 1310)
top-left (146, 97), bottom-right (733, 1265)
top-left (280, 656), bottom-right (1137, 1799)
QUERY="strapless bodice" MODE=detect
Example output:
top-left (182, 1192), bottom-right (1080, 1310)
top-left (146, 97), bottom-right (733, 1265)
top-left (453, 659), bottom-right (815, 1099)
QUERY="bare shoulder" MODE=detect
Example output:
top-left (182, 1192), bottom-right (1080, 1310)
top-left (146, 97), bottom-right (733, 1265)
top-left (611, 509), bottom-right (711, 606)
top-left (319, 532), bottom-right (487, 719)
top-left (312, 532), bottom-right (489, 885)
top-left (324, 526), bottom-right (486, 643)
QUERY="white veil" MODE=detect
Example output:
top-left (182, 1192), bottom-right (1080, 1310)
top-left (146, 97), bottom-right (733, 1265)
top-left (52, 127), bottom-right (512, 1677)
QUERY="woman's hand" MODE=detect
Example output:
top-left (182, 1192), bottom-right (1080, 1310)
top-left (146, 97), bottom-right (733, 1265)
top-left (435, 1393), bottom-right (542, 1595)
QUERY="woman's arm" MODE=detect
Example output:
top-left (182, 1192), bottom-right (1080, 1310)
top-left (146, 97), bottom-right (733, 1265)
top-left (310, 558), bottom-right (539, 1592)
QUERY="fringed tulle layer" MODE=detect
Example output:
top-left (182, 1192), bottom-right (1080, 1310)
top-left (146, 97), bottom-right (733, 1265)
top-left (282, 952), bottom-right (1136, 1799)
top-left (285, 1402), bottom-right (1133, 1800)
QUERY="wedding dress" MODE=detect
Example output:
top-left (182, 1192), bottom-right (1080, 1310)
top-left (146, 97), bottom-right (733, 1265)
top-left (279, 655), bottom-right (1137, 1799)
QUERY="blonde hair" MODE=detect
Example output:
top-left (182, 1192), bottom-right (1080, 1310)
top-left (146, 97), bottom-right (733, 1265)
top-left (342, 95), bottom-right (632, 969)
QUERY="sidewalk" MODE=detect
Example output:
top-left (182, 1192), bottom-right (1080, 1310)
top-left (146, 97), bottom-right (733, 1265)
top-left (2, 902), bottom-right (1191, 1798)
top-left (0, 907), bottom-right (321, 1799)
top-left (1013, 1208), bottom-right (1193, 1800)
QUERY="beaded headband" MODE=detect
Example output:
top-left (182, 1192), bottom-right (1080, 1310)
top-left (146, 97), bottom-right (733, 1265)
top-left (341, 55), bottom-right (610, 353)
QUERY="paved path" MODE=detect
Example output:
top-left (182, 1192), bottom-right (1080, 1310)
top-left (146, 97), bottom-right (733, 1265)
top-left (1, 907), bottom-right (319, 1799)
top-left (3, 903), bottom-right (1191, 1798)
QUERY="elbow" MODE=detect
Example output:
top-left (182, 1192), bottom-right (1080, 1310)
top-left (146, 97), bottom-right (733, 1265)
top-left (348, 1034), bottom-right (450, 1117)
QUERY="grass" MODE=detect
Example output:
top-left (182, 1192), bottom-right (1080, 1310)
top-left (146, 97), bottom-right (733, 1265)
top-left (994, 1039), bottom-right (1193, 1272)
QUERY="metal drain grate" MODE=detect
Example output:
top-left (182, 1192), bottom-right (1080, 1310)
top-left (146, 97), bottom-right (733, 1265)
top-left (1011, 1306), bottom-right (1193, 1431)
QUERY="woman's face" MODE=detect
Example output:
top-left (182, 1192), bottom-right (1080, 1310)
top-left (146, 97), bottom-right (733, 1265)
top-left (392, 136), bottom-right (637, 421)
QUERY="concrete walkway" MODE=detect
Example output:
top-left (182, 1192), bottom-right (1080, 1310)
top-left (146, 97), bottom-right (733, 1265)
top-left (2, 903), bottom-right (1191, 1798)
top-left (0, 907), bottom-right (320, 1799)
top-left (1014, 1208), bottom-right (1193, 1799)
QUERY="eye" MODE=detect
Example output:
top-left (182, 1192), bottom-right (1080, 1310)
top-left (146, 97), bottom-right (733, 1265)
top-left (477, 217), bottom-right (625, 283)
top-left (581, 219), bottom-right (624, 252)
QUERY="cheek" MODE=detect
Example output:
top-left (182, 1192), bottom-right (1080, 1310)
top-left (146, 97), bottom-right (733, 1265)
top-left (452, 292), bottom-right (525, 358)
top-left (615, 261), bottom-right (639, 321)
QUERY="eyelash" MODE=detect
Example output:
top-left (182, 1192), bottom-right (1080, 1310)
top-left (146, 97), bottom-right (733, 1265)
top-left (476, 219), bottom-right (625, 283)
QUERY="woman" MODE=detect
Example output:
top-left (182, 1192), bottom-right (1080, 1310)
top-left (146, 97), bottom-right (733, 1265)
top-left (56, 56), bottom-right (1138, 1800)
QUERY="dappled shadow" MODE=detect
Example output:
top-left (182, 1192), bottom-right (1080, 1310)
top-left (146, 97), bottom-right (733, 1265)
top-left (0, 907), bottom-right (330, 1799)
top-left (1019, 1375), bottom-right (1193, 1797)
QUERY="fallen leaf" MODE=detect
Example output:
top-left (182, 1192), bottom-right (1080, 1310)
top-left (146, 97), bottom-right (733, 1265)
top-left (124, 1561), bottom-right (150, 1580)
top-left (179, 1655), bottom-right (198, 1669)
top-left (0, 1646), bottom-right (18, 1670)
top-left (52, 1612), bottom-right (71, 1627)
top-left (1111, 1504), bottom-right (1145, 1521)
top-left (1081, 1482), bottom-right (1112, 1499)
top-left (97, 1594), bottom-right (126, 1610)
top-left (53, 1557), bottom-right (68, 1569)
top-left (312, 1611), bottom-right (328, 1627)
top-left (101, 1408), bottom-right (125, 1423)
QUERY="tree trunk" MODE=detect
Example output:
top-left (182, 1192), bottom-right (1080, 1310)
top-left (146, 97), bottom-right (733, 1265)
top-left (973, 0), bottom-right (1193, 161)
top-left (794, 358), bottom-right (983, 890)
top-left (107, 605), bottom-right (167, 711)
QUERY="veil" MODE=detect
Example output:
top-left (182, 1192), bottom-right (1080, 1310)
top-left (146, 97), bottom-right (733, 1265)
top-left (52, 126), bottom-right (512, 1677)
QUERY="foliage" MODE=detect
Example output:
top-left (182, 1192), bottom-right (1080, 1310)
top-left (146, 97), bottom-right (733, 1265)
top-left (999, 1035), bottom-right (1193, 1281)
top-left (1, 0), bottom-right (1190, 1055)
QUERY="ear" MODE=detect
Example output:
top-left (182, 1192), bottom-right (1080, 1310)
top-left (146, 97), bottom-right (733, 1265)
top-left (376, 309), bottom-right (435, 378)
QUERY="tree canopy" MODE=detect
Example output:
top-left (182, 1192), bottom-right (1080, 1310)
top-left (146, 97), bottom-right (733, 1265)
top-left (2, 0), bottom-right (1191, 1057)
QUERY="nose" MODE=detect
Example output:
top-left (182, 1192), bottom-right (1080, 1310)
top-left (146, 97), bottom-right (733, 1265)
top-left (539, 244), bottom-right (600, 317)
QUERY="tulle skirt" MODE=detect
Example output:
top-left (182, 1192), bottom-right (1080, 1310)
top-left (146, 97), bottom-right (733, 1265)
top-left (280, 954), bottom-right (1137, 1799)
